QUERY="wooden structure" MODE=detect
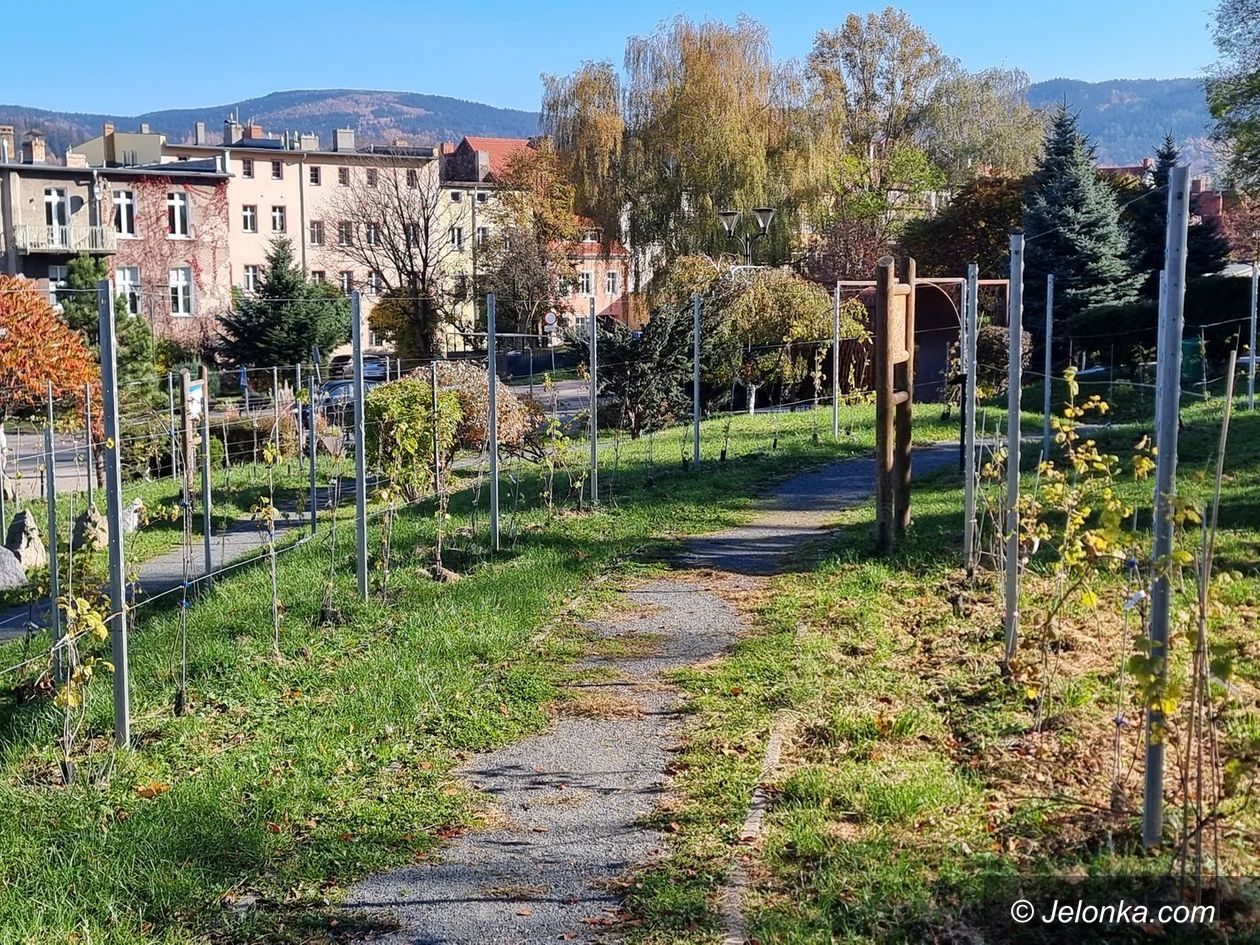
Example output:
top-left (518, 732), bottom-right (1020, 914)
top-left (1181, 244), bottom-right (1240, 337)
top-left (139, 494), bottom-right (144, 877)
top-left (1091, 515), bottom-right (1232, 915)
top-left (874, 256), bottom-right (916, 553)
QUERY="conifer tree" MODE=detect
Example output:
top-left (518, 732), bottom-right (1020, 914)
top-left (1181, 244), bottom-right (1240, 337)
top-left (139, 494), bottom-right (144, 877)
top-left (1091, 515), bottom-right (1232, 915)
top-left (1023, 105), bottom-right (1141, 329)
top-left (1125, 134), bottom-right (1231, 297)
top-left (218, 237), bottom-right (350, 369)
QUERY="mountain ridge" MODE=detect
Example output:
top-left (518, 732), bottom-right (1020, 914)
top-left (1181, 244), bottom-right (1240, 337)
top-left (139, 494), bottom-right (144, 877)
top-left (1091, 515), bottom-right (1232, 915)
top-left (0, 79), bottom-right (1215, 172)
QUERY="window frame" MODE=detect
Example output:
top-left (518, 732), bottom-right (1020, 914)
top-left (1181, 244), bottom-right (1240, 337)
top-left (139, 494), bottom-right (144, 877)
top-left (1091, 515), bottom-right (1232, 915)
top-left (309, 165), bottom-right (321, 186)
top-left (166, 190), bottom-right (190, 238)
top-left (270, 159), bottom-right (283, 180)
top-left (309, 219), bottom-right (325, 246)
top-left (241, 158), bottom-right (254, 179)
top-left (242, 204), bottom-right (258, 233)
top-left (169, 266), bottom-right (193, 316)
top-left (271, 205), bottom-right (287, 233)
top-left (113, 189), bottom-right (137, 237)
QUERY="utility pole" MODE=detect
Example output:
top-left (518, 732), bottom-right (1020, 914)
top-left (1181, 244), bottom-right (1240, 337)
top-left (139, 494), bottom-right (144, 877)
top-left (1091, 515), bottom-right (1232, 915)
top-left (1004, 233), bottom-right (1025, 666)
top-left (97, 280), bottom-right (130, 748)
top-left (692, 294), bottom-right (701, 468)
top-left (351, 291), bottom-right (368, 601)
top-left (487, 293), bottom-right (500, 551)
top-left (1144, 165), bottom-right (1191, 849)
top-left (1042, 274), bottom-right (1054, 459)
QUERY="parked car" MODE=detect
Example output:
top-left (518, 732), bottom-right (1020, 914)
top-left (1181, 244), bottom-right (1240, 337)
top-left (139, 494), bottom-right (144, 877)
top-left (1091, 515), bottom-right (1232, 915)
top-left (329, 354), bottom-right (388, 381)
top-left (296, 378), bottom-right (384, 436)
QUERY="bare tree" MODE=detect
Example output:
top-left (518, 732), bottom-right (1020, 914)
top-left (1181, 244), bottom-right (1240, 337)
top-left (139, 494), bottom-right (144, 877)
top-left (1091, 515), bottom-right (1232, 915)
top-left (322, 161), bottom-right (470, 358)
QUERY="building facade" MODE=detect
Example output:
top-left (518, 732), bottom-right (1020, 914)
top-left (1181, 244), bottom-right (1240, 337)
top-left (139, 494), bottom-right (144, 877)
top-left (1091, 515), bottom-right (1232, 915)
top-left (1, 125), bottom-right (232, 347)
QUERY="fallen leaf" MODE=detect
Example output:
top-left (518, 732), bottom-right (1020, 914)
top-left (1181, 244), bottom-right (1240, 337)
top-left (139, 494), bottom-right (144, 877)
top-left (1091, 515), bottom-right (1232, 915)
top-left (133, 780), bottom-right (171, 799)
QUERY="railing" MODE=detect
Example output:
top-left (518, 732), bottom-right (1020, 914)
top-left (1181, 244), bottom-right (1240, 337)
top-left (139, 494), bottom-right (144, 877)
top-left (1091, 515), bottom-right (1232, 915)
top-left (13, 223), bottom-right (117, 253)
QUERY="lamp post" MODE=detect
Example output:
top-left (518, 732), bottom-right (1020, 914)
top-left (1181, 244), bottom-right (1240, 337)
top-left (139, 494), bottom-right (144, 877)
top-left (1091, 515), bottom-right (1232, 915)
top-left (718, 207), bottom-right (775, 265)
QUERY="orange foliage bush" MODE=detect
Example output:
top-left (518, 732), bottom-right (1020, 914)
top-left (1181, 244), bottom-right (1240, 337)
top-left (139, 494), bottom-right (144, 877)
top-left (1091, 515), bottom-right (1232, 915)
top-left (0, 275), bottom-right (99, 420)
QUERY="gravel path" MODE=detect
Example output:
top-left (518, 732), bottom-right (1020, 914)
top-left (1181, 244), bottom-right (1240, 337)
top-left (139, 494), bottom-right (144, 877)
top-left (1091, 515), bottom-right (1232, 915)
top-left (347, 445), bottom-right (956, 944)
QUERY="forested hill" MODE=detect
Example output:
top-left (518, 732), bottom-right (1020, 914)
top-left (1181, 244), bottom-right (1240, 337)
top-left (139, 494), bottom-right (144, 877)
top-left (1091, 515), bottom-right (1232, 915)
top-left (1026, 77), bottom-right (1215, 169)
top-left (0, 89), bottom-right (541, 158)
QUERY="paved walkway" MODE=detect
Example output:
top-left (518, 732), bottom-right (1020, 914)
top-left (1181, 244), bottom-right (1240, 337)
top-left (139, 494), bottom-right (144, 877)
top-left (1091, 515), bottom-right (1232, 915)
top-left (346, 445), bottom-right (955, 944)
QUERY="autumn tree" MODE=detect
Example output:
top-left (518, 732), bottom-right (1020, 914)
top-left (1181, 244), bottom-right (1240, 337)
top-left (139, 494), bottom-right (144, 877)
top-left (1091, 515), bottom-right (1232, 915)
top-left (899, 175), bottom-right (1026, 277)
top-left (481, 140), bottom-right (580, 333)
top-left (323, 161), bottom-right (467, 359)
top-left (1207, 0), bottom-right (1260, 190)
top-left (922, 66), bottom-right (1044, 184)
top-left (0, 275), bottom-right (98, 422)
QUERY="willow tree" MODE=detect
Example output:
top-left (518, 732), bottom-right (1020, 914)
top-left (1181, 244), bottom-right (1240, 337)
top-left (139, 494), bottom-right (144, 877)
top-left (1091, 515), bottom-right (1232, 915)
top-left (542, 62), bottom-right (625, 245)
top-left (544, 16), bottom-right (803, 261)
top-left (922, 66), bottom-right (1044, 185)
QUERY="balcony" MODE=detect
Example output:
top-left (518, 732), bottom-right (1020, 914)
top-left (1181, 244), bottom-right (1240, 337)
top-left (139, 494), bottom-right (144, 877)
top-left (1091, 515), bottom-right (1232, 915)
top-left (13, 223), bottom-right (117, 254)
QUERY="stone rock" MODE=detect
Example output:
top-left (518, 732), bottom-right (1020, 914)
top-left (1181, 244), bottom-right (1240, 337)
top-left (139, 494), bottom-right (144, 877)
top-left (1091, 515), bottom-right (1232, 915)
top-left (4, 511), bottom-right (46, 570)
top-left (0, 470), bottom-right (14, 504)
top-left (72, 505), bottom-right (109, 552)
top-left (0, 546), bottom-right (25, 590)
top-left (121, 498), bottom-right (145, 535)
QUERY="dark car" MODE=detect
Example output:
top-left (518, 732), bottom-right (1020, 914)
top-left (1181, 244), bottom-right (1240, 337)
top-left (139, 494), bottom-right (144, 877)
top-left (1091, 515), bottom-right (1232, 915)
top-left (329, 354), bottom-right (388, 381)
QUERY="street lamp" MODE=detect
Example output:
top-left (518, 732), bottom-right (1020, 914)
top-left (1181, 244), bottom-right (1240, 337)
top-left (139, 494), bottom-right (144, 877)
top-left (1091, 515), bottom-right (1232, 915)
top-left (718, 206), bottom-right (776, 265)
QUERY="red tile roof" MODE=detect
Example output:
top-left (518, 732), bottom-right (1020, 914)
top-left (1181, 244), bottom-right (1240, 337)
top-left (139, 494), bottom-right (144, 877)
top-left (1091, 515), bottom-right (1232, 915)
top-left (460, 136), bottom-right (533, 177)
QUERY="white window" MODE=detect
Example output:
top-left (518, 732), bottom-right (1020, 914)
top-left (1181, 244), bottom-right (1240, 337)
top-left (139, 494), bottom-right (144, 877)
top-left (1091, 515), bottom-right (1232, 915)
top-left (241, 158), bottom-right (254, 178)
top-left (338, 271), bottom-right (353, 293)
top-left (48, 264), bottom-right (69, 305)
top-left (338, 166), bottom-right (349, 186)
top-left (309, 220), bottom-right (324, 246)
top-left (450, 190), bottom-right (463, 202)
top-left (113, 190), bottom-right (136, 237)
top-left (582, 230), bottom-right (599, 243)
top-left (116, 266), bottom-right (141, 314)
top-left (271, 160), bottom-right (283, 180)
top-left (337, 221), bottom-right (353, 246)
top-left (366, 168), bottom-right (378, 188)
top-left (367, 270), bottom-right (382, 294)
top-left (605, 270), bottom-right (619, 296)
top-left (167, 191), bottom-right (189, 237)
top-left (579, 270), bottom-right (594, 295)
top-left (44, 188), bottom-right (68, 245)
top-left (476, 226), bottom-right (489, 247)
top-left (310, 270), bottom-right (326, 284)
top-left (242, 265), bottom-right (260, 293)
top-left (406, 222), bottom-right (422, 243)
top-left (476, 191), bottom-right (488, 204)
top-left (242, 204), bottom-right (257, 233)
top-left (449, 225), bottom-right (464, 250)
top-left (406, 168), bottom-right (419, 188)
top-left (169, 267), bottom-right (193, 315)
top-left (271, 205), bottom-right (286, 233)
top-left (309, 165), bottom-right (321, 185)
top-left (365, 222), bottom-right (381, 246)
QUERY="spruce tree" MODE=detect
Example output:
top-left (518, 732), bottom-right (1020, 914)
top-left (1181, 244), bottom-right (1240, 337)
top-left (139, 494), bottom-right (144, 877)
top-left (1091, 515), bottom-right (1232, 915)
top-left (1023, 105), bottom-right (1141, 331)
top-left (218, 237), bottom-right (350, 369)
top-left (1126, 134), bottom-right (1231, 297)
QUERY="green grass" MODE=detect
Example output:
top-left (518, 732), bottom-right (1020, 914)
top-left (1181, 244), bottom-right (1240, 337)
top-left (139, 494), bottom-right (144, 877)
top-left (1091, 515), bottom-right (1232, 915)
top-left (0, 404), bottom-right (963, 945)
top-left (625, 395), bottom-right (1260, 945)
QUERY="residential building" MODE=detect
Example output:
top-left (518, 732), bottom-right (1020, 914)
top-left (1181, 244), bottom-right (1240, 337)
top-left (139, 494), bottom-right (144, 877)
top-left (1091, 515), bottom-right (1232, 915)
top-left (0, 124), bottom-right (232, 346)
top-left (76, 119), bottom-right (440, 350)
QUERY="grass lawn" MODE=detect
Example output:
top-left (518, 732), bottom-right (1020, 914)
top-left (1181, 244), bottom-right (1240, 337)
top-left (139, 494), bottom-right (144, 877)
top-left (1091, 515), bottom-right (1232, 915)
top-left (626, 394), bottom-right (1260, 944)
top-left (0, 404), bottom-right (964, 945)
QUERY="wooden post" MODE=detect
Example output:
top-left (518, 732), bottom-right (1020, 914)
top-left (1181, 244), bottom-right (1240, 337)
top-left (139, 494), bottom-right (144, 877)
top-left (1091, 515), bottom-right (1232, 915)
top-left (894, 256), bottom-right (916, 538)
top-left (874, 258), bottom-right (896, 554)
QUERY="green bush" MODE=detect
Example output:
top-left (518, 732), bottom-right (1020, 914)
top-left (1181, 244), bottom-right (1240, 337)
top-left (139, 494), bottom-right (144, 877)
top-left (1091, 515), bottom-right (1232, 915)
top-left (975, 324), bottom-right (1033, 394)
top-left (1070, 276), bottom-right (1251, 365)
top-left (364, 380), bottom-right (462, 501)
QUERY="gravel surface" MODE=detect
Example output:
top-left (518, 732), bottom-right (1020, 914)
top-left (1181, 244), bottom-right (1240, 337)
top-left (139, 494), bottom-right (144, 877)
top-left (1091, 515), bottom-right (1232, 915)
top-left (347, 445), bottom-right (956, 943)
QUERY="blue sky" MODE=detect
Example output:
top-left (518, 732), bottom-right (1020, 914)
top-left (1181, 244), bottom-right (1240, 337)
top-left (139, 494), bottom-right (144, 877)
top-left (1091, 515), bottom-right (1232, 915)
top-left (1, 0), bottom-right (1219, 115)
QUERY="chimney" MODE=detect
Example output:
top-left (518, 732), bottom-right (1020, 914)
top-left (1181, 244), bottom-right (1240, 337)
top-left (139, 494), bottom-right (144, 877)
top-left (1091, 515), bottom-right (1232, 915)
top-left (224, 115), bottom-right (242, 145)
top-left (0, 126), bottom-right (13, 163)
top-left (334, 128), bottom-right (356, 152)
top-left (21, 130), bottom-right (46, 164)
top-left (194, 121), bottom-right (207, 145)
top-left (243, 124), bottom-right (264, 140)
top-left (392, 138), bottom-right (409, 147)
top-left (476, 149), bottom-right (490, 182)
top-left (299, 132), bottom-right (319, 151)
top-left (1191, 178), bottom-right (1203, 194)
top-left (65, 150), bottom-right (87, 169)
top-left (139, 122), bottom-right (150, 134)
